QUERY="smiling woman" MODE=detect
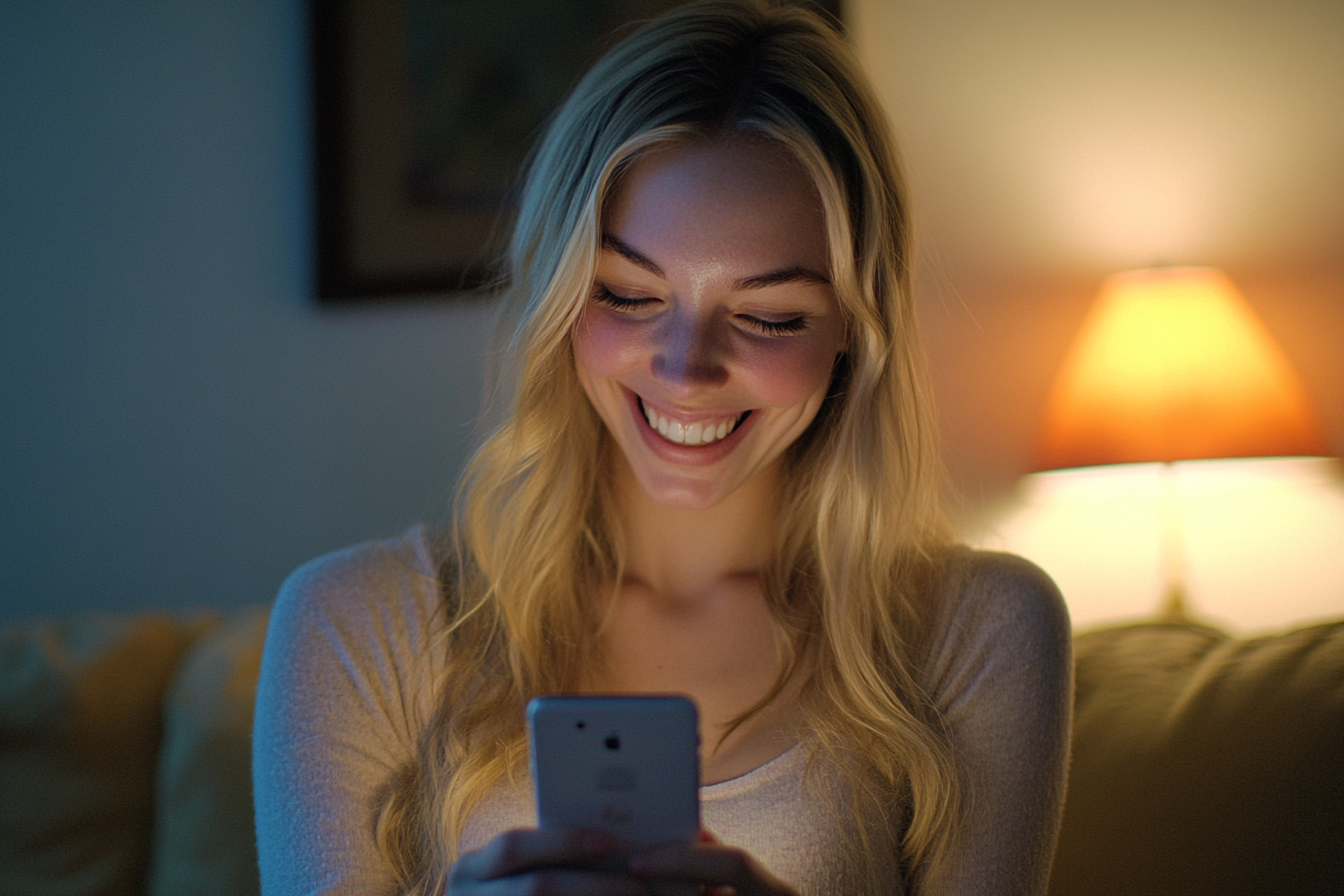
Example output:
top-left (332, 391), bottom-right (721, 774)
top-left (253, 2), bottom-right (1072, 895)
top-left (574, 137), bottom-right (848, 510)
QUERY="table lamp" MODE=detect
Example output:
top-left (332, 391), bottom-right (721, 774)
top-left (1036, 266), bottom-right (1326, 471)
top-left (1030, 266), bottom-right (1331, 622)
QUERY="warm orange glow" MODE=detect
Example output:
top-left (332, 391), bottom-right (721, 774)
top-left (1036, 267), bottom-right (1328, 470)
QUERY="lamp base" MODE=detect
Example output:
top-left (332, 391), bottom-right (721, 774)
top-left (1158, 581), bottom-right (1192, 624)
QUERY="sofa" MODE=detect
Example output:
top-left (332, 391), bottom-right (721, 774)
top-left (2, 604), bottom-right (1341, 895)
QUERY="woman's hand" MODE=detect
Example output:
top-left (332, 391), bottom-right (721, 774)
top-left (627, 830), bottom-right (802, 896)
top-left (446, 827), bottom-right (649, 895)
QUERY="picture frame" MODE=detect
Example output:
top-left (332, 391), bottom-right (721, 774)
top-left (311, 0), bottom-right (842, 302)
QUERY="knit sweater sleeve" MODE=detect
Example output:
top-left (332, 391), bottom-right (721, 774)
top-left (915, 550), bottom-right (1074, 896)
top-left (252, 526), bottom-right (446, 896)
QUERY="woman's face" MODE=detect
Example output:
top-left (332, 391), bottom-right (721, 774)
top-left (571, 136), bottom-right (847, 510)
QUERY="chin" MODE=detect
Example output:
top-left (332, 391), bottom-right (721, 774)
top-left (632, 466), bottom-right (739, 511)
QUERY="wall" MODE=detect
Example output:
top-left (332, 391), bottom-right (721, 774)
top-left (851, 0), bottom-right (1344, 509)
top-left (850, 0), bottom-right (1344, 630)
top-left (1, 2), bottom-right (494, 619)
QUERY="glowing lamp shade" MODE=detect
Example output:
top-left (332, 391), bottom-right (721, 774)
top-left (1036, 267), bottom-right (1328, 471)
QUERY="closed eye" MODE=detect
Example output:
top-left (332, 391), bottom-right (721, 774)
top-left (740, 315), bottom-right (809, 336)
top-left (592, 285), bottom-right (657, 311)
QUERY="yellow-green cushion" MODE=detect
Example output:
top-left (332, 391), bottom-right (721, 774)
top-left (146, 605), bottom-right (268, 896)
top-left (1050, 620), bottom-right (1344, 895)
top-left (0, 613), bottom-right (216, 896)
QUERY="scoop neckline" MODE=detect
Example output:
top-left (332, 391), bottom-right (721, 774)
top-left (701, 742), bottom-right (803, 797)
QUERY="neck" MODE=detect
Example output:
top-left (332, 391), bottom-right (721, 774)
top-left (612, 455), bottom-right (780, 601)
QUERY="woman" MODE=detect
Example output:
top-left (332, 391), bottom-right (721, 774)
top-left (253, 3), bottom-right (1072, 894)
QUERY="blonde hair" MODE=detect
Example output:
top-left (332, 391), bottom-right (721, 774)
top-left (378, 2), bottom-right (958, 892)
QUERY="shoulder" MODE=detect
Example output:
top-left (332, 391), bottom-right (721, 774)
top-left (254, 526), bottom-right (449, 893)
top-left (275, 523), bottom-right (444, 620)
top-left (925, 547), bottom-right (1069, 649)
top-left (916, 547), bottom-right (1072, 714)
top-left (912, 549), bottom-right (1074, 894)
top-left (270, 525), bottom-right (447, 652)
top-left (261, 524), bottom-right (451, 729)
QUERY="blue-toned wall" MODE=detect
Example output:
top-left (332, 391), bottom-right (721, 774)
top-left (1, 2), bottom-right (494, 619)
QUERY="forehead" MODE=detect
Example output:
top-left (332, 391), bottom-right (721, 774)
top-left (602, 136), bottom-right (829, 275)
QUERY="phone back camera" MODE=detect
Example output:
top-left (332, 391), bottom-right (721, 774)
top-left (604, 733), bottom-right (621, 751)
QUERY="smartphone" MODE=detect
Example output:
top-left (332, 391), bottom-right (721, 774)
top-left (527, 694), bottom-right (700, 855)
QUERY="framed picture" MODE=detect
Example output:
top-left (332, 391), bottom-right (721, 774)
top-left (311, 0), bottom-right (843, 302)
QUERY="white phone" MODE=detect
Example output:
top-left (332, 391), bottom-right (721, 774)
top-left (527, 694), bottom-right (700, 856)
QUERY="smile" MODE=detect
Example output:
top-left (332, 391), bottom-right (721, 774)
top-left (638, 398), bottom-right (748, 446)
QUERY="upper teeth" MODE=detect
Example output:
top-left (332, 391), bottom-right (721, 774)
top-left (642, 401), bottom-right (741, 446)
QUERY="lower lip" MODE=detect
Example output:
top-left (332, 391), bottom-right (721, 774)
top-left (623, 388), bottom-right (754, 467)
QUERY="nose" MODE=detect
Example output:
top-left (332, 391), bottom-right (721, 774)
top-left (651, 309), bottom-right (729, 391)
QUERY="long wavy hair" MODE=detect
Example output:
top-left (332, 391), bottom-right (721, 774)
top-left (377, 2), bottom-right (958, 893)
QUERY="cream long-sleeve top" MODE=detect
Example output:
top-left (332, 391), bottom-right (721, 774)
top-left (253, 526), bottom-right (1072, 895)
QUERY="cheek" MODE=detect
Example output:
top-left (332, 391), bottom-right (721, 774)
top-left (571, 311), bottom-right (644, 382)
top-left (739, 338), bottom-right (840, 408)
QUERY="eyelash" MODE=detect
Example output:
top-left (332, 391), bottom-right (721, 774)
top-left (591, 286), bottom-right (809, 336)
top-left (592, 286), bottom-right (652, 311)
top-left (748, 316), bottom-right (808, 336)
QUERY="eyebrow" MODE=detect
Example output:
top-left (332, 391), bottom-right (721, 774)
top-left (600, 233), bottom-right (831, 290)
top-left (734, 267), bottom-right (832, 290)
top-left (602, 234), bottom-right (664, 278)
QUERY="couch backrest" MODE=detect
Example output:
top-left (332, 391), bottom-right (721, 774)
top-left (0, 612), bottom-right (217, 895)
top-left (1051, 619), bottom-right (1344, 895)
top-left (0, 608), bottom-right (266, 896)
